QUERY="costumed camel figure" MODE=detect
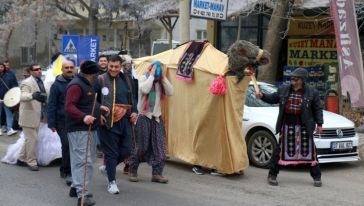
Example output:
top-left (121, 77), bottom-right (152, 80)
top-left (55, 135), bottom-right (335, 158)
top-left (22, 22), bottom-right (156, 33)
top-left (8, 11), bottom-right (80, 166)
top-left (134, 40), bottom-right (270, 174)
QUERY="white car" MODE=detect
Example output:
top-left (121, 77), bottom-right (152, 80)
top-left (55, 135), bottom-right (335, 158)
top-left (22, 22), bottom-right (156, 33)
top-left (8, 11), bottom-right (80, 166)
top-left (243, 82), bottom-right (360, 168)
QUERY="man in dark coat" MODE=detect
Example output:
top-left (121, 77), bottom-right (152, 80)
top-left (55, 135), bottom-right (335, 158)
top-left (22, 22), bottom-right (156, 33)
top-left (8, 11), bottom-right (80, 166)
top-left (97, 55), bottom-right (137, 194)
top-left (48, 61), bottom-right (75, 185)
top-left (0, 61), bottom-right (18, 136)
top-left (256, 68), bottom-right (323, 187)
top-left (65, 60), bottom-right (109, 206)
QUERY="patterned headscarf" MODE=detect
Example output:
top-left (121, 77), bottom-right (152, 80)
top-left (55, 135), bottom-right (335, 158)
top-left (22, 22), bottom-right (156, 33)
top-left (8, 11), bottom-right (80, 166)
top-left (143, 61), bottom-right (165, 114)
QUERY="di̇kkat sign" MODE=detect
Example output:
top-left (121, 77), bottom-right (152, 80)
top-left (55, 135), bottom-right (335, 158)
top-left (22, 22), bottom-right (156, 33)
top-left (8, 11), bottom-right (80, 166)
top-left (190, 0), bottom-right (229, 21)
top-left (287, 38), bottom-right (338, 67)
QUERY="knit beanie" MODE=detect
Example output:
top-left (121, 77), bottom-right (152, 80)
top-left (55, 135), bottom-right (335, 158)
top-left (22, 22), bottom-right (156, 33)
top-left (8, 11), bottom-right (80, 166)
top-left (80, 60), bottom-right (99, 74)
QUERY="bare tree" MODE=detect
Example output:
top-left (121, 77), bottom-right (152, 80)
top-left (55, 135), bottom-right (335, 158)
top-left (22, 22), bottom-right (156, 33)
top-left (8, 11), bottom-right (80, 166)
top-left (53, 0), bottom-right (123, 35)
top-left (122, 0), bottom-right (179, 53)
top-left (0, 0), bottom-right (57, 60)
top-left (257, 0), bottom-right (291, 84)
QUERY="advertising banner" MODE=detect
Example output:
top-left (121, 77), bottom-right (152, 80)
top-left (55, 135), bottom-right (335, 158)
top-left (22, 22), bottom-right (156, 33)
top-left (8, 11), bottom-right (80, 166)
top-left (331, 0), bottom-right (364, 107)
top-left (77, 35), bottom-right (100, 64)
top-left (287, 38), bottom-right (338, 67)
top-left (190, 0), bottom-right (229, 21)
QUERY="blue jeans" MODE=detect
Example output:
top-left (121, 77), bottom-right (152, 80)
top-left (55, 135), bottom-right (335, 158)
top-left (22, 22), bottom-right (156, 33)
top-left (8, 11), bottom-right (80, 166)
top-left (0, 103), bottom-right (13, 130)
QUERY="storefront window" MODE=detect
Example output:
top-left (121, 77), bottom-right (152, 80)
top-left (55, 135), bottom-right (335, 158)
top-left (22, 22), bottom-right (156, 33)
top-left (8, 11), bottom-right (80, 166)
top-left (217, 14), bottom-right (269, 53)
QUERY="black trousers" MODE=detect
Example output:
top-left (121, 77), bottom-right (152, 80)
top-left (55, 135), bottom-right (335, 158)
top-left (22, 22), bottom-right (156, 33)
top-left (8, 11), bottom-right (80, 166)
top-left (268, 143), bottom-right (322, 179)
top-left (57, 125), bottom-right (71, 175)
top-left (99, 117), bottom-right (132, 182)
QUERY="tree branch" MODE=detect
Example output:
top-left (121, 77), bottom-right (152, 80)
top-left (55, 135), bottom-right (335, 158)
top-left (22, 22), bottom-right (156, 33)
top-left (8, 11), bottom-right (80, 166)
top-left (78, 0), bottom-right (90, 13)
top-left (55, 1), bottom-right (87, 20)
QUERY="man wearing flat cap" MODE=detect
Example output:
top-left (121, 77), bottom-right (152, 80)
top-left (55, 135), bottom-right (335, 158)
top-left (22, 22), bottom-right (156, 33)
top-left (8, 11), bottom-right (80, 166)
top-left (256, 67), bottom-right (324, 187)
top-left (65, 60), bottom-right (109, 206)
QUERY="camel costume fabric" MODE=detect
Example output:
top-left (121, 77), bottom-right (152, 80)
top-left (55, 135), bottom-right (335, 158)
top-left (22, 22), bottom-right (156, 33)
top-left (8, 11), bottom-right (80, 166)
top-left (134, 42), bottom-right (249, 174)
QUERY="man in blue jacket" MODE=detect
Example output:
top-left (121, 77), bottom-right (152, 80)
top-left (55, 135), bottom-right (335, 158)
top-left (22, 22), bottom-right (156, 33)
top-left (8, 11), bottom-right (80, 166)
top-left (48, 61), bottom-right (75, 185)
top-left (0, 62), bottom-right (18, 136)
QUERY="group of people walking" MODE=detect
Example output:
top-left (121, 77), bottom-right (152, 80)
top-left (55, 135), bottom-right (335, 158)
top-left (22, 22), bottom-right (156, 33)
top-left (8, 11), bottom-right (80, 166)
top-left (1, 53), bottom-right (324, 205)
top-left (3, 54), bottom-right (173, 206)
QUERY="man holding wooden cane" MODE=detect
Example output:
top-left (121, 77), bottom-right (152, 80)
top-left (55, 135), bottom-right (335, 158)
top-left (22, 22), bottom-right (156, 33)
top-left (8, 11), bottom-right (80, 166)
top-left (65, 61), bottom-right (109, 206)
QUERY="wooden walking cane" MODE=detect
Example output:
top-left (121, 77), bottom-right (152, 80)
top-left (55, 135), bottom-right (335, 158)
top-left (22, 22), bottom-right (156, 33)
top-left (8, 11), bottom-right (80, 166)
top-left (81, 94), bottom-right (98, 206)
top-left (250, 74), bottom-right (260, 95)
top-left (243, 66), bottom-right (260, 95)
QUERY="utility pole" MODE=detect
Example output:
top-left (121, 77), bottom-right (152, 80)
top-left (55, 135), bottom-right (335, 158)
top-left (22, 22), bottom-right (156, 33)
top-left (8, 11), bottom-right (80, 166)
top-left (179, 0), bottom-right (190, 43)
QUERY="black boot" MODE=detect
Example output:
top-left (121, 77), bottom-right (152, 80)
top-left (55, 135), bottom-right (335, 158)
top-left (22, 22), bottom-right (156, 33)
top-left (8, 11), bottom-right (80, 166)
top-left (313, 178), bottom-right (322, 187)
top-left (267, 174), bottom-right (278, 186)
top-left (77, 196), bottom-right (95, 206)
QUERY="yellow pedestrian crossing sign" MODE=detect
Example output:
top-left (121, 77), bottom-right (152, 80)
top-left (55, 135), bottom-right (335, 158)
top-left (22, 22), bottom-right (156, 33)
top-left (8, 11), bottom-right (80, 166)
top-left (62, 35), bottom-right (80, 54)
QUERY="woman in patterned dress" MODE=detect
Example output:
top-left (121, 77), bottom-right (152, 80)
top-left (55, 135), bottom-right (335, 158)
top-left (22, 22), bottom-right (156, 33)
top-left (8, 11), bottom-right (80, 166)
top-left (128, 61), bottom-right (173, 183)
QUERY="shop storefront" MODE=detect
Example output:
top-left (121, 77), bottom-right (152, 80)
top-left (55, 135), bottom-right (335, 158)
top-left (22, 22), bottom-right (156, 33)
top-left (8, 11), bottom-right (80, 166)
top-left (284, 16), bottom-right (339, 110)
top-left (216, 13), bottom-right (270, 52)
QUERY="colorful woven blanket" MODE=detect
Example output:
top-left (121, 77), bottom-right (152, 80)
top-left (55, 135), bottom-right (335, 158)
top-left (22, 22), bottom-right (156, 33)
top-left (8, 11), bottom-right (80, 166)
top-left (176, 41), bottom-right (207, 82)
top-left (279, 124), bottom-right (318, 166)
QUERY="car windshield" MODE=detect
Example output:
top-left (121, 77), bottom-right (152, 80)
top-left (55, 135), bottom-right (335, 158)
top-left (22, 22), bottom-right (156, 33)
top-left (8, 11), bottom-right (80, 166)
top-left (245, 84), bottom-right (278, 107)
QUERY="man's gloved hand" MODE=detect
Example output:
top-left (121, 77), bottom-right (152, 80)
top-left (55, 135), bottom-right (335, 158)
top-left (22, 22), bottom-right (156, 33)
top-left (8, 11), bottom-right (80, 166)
top-left (32, 91), bottom-right (47, 103)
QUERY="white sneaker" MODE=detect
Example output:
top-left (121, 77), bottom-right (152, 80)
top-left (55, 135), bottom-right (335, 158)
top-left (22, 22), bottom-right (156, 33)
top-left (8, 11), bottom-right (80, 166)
top-left (7, 128), bottom-right (17, 136)
top-left (0, 130), bottom-right (2, 136)
top-left (107, 180), bottom-right (119, 194)
top-left (99, 165), bottom-right (107, 177)
top-left (1, 126), bottom-right (6, 133)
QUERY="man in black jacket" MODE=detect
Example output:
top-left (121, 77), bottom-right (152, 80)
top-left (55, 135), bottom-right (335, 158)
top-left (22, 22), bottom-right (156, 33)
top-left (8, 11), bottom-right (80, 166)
top-left (65, 60), bottom-right (109, 206)
top-left (48, 60), bottom-right (75, 185)
top-left (0, 62), bottom-right (18, 136)
top-left (256, 68), bottom-right (323, 187)
top-left (97, 55), bottom-right (137, 194)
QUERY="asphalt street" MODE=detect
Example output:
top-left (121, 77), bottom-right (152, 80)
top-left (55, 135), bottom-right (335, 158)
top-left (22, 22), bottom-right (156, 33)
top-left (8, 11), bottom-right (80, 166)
top-left (0, 133), bottom-right (363, 206)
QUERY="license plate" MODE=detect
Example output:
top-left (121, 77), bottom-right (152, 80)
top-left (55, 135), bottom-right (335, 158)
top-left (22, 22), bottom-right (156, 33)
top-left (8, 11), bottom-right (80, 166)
top-left (331, 141), bottom-right (353, 151)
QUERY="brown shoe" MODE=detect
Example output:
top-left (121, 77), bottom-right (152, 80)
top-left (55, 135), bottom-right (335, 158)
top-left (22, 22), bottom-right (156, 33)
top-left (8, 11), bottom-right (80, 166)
top-left (151, 175), bottom-right (168, 184)
top-left (128, 172), bottom-right (139, 182)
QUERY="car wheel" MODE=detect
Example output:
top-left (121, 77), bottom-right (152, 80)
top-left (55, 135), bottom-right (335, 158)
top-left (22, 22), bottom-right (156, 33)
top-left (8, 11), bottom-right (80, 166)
top-left (247, 130), bottom-right (277, 168)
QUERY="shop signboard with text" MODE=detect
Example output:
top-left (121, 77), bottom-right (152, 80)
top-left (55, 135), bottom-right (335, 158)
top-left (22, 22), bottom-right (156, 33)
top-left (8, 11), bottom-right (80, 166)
top-left (287, 38), bottom-right (338, 67)
top-left (190, 0), bottom-right (229, 21)
top-left (288, 16), bottom-right (335, 36)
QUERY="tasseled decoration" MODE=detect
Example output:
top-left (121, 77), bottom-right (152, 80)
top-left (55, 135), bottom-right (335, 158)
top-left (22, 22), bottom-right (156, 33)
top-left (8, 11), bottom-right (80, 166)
top-left (209, 75), bottom-right (226, 95)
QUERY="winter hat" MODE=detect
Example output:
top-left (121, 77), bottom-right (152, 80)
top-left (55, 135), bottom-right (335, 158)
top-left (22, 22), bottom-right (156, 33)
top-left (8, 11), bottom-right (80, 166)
top-left (290, 68), bottom-right (308, 81)
top-left (80, 60), bottom-right (99, 74)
